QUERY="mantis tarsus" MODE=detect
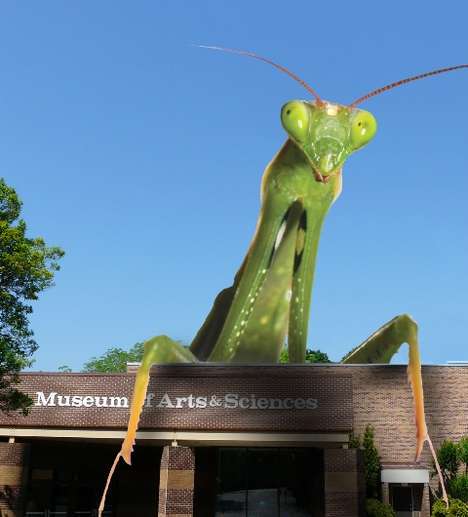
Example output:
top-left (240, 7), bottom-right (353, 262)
top-left (99, 48), bottom-right (468, 514)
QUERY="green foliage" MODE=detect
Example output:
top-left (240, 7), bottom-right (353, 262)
top-left (279, 348), bottom-right (331, 364)
top-left (458, 438), bottom-right (468, 474)
top-left (433, 438), bottom-right (468, 506)
top-left (82, 342), bottom-right (145, 372)
top-left (363, 425), bottom-right (381, 499)
top-left (432, 499), bottom-right (448, 517)
top-left (348, 431), bottom-right (361, 449)
top-left (438, 440), bottom-right (461, 481)
top-left (58, 365), bottom-right (72, 373)
top-left (348, 425), bottom-right (382, 500)
top-left (432, 498), bottom-right (468, 517)
top-left (0, 178), bottom-right (63, 413)
top-left (449, 475), bottom-right (468, 504)
top-left (365, 498), bottom-right (395, 517)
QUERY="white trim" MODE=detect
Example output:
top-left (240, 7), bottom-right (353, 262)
top-left (381, 468), bottom-right (429, 483)
top-left (0, 427), bottom-right (348, 446)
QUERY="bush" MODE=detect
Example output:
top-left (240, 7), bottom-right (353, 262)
top-left (458, 437), bottom-right (468, 474)
top-left (432, 499), bottom-right (448, 517)
top-left (450, 475), bottom-right (468, 504)
top-left (438, 440), bottom-right (461, 481)
top-left (432, 498), bottom-right (468, 517)
top-left (365, 498), bottom-right (395, 517)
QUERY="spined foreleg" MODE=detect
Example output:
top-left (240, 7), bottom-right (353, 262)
top-left (341, 314), bottom-right (447, 504)
top-left (98, 336), bottom-right (197, 516)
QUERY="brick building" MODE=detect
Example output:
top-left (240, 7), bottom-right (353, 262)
top-left (0, 363), bottom-right (467, 517)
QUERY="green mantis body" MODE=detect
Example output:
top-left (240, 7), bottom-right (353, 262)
top-left (99, 51), bottom-right (468, 514)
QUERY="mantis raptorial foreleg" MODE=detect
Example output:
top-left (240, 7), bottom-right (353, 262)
top-left (341, 314), bottom-right (448, 504)
top-left (98, 336), bottom-right (197, 515)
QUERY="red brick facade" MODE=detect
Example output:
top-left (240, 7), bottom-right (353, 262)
top-left (158, 446), bottom-right (195, 517)
top-left (0, 443), bottom-right (30, 517)
top-left (324, 449), bottom-right (365, 517)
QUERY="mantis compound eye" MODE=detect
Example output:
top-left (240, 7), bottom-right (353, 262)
top-left (281, 101), bottom-right (310, 143)
top-left (350, 110), bottom-right (377, 150)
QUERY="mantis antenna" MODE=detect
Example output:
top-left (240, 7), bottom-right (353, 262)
top-left (351, 63), bottom-right (468, 107)
top-left (196, 45), bottom-right (324, 105)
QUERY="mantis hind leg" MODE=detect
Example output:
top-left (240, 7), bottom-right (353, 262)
top-left (341, 314), bottom-right (448, 504)
top-left (98, 336), bottom-right (197, 516)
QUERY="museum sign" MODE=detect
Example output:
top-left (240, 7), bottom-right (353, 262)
top-left (0, 365), bottom-right (353, 433)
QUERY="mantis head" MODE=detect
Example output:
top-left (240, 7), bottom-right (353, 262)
top-left (198, 45), bottom-right (467, 182)
top-left (281, 100), bottom-right (376, 180)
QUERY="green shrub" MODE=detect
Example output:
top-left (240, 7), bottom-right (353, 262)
top-left (438, 440), bottom-right (461, 481)
top-left (363, 425), bottom-right (381, 498)
top-left (432, 499), bottom-right (449, 517)
top-left (450, 475), bottom-right (468, 504)
top-left (432, 498), bottom-right (468, 517)
top-left (458, 437), bottom-right (468, 474)
top-left (365, 498), bottom-right (395, 517)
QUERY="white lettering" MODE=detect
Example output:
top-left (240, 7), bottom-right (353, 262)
top-left (82, 396), bottom-right (94, 408)
top-left (57, 395), bottom-right (71, 407)
top-left (144, 393), bottom-right (155, 408)
top-left (157, 393), bottom-right (175, 408)
top-left (33, 391), bottom-right (319, 411)
top-left (224, 394), bottom-right (238, 409)
top-left (72, 395), bottom-right (83, 407)
top-left (108, 396), bottom-right (129, 408)
top-left (195, 396), bottom-right (207, 408)
top-left (35, 392), bottom-right (57, 407)
top-left (294, 398), bottom-right (306, 409)
top-left (239, 397), bottom-right (250, 409)
top-left (95, 396), bottom-right (108, 408)
top-left (268, 398), bottom-right (283, 409)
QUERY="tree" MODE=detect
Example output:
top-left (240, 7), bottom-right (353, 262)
top-left (279, 348), bottom-right (332, 364)
top-left (350, 425), bottom-right (382, 499)
top-left (0, 178), bottom-right (64, 413)
top-left (82, 342), bottom-right (145, 372)
top-left (85, 343), bottom-right (331, 372)
top-left (362, 424), bottom-right (382, 499)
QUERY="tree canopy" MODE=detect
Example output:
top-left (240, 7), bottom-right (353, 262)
top-left (83, 343), bottom-right (332, 372)
top-left (279, 348), bottom-right (332, 364)
top-left (0, 178), bottom-right (64, 413)
top-left (82, 342), bottom-right (145, 372)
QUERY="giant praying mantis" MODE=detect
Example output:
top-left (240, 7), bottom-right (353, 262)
top-left (99, 49), bottom-right (468, 513)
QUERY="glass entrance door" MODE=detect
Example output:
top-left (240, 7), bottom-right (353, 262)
top-left (213, 447), bottom-right (323, 517)
top-left (390, 484), bottom-right (424, 517)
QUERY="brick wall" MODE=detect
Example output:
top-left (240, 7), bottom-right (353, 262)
top-left (324, 449), bottom-right (365, 517)
top-left (158, 446), bottom-right (195, 517)
top-left (0, 443), bottom-right (30, 517)
top-left (1, 364), bottom-right (467, 472)
top-left (349, 365), bottom-right (468, 468)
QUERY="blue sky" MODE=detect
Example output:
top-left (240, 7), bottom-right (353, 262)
top-left (1, 1), bottom-right (467, 370)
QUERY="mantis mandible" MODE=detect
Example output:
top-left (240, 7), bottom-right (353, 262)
top-left (99, 48), bottom-right (468, 513)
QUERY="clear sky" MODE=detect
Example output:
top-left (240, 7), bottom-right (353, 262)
top-left (1, 1), bottom-right (467, 371)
